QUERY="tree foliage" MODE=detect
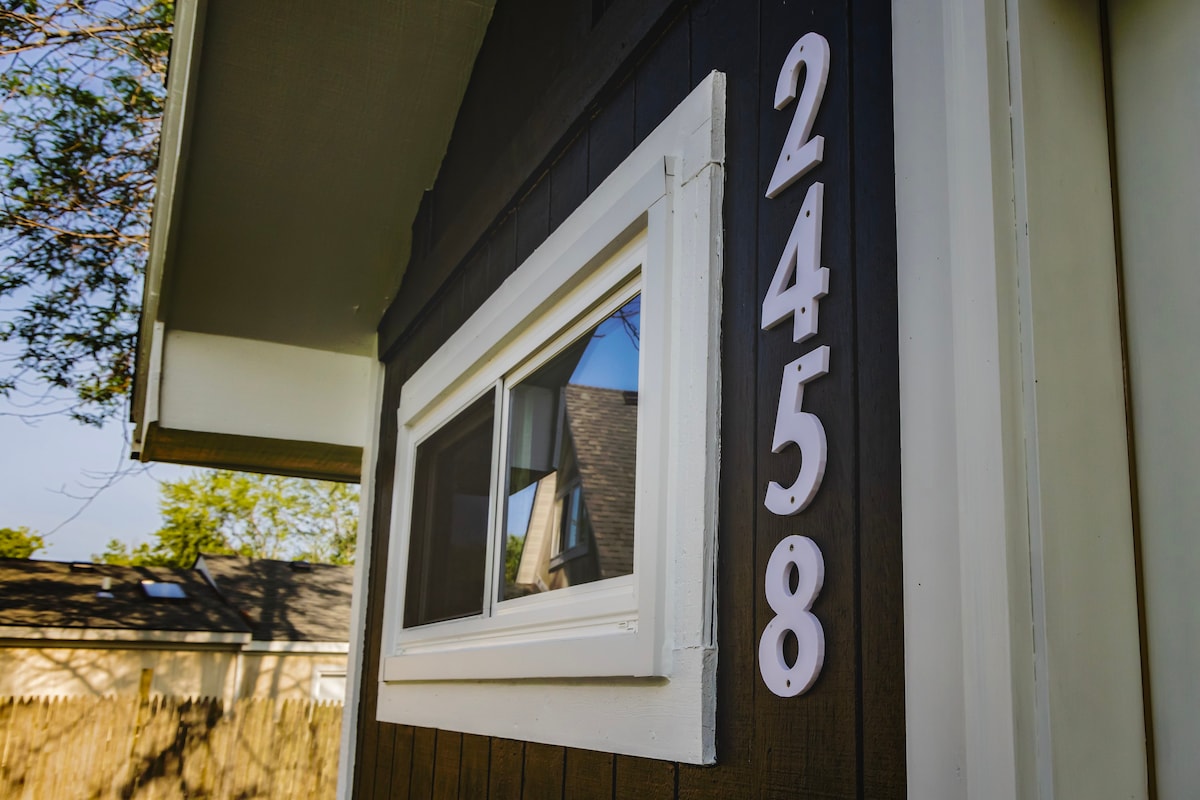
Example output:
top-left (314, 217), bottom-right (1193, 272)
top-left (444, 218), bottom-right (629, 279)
top-left (0, 1), bottom-right (173, 422)
top-left (97, 470), bottom-right (359, 568)
top-left (0, 525), bottom-right (45, 558)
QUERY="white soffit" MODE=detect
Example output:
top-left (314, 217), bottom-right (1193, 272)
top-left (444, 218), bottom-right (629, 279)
top-left (154, 0), bottom-right (494, 354)
top-left (133, 0), bottom-right (494, 477)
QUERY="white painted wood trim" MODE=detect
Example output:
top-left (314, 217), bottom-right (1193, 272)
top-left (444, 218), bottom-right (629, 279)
top-left (133, 0), bottom-right (206, 448)
top-left (1003, 2), bottom-right (1149, 797)
top-left (241, 641), bottom-right (349, 654)
top-left (383, 237), bottom-right (657, 681)
top-left (157, 331), bottom-right (374, 447)
top-left (0, 627), bottom-right (250, 645)
top-left (1107, 3), bottom-right (1200, 794)
top-left (894, 0), bottom-right (1149, 797)
top-left (336, 358), bottom-right (384, 800)
top-left (375, 71), bottom-right (725, 765)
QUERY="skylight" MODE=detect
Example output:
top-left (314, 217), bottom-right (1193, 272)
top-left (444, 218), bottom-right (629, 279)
top-left (140, 580), bottom-right (188, 600)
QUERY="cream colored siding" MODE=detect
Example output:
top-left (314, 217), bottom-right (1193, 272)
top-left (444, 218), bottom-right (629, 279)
top-left (239, 653), bottom-right (348, 700)
top-left (0, 645), bottom-right (238, 699)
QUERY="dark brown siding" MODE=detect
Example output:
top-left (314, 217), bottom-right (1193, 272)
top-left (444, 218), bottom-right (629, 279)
top-left (355, 0), bottom-right (904, 797)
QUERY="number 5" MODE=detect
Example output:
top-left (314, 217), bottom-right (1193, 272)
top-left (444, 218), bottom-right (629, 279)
top-left (765, 345), bottom-right (829, 516)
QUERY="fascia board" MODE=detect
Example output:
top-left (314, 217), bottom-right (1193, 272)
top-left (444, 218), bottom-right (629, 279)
top-left (132, 0), bottom-right (207, 443)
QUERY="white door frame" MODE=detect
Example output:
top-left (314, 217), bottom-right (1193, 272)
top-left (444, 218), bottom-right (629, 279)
top-left (894, 0), bottom-right (1149, 797)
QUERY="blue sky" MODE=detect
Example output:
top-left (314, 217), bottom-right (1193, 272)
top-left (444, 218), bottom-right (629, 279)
top-left (0, 396), bottom-right (186, 561)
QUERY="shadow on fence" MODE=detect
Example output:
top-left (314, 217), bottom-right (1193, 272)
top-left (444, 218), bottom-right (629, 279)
top-left (0, 694), bottom-right (342, 799)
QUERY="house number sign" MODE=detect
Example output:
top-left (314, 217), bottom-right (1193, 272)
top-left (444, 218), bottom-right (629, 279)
top-left (759, 31), bottom-right (831, 698)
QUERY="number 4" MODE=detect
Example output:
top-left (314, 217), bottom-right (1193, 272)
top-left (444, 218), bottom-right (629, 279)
top-left (762, 182), bottom-right (828, 344)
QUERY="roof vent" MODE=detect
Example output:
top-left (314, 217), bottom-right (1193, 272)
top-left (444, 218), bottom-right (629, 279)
top-left (290, 560), bottom-right (312, 572)
top-left (140, 580), bottom-right (188, 600)
top-left (70, 562), bottom-right (95, 572)
top-left (96, 576), bottom-right (114, 599)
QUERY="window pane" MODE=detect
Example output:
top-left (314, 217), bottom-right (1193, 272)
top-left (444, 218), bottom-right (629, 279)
top-left (501, 295), bottom-right (640, 600)
top-left (404, 393), bottom-right (494, 627)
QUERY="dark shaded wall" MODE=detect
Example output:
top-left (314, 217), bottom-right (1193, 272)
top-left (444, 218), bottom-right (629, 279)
top-left (355, 0), bottom-right (903, 796)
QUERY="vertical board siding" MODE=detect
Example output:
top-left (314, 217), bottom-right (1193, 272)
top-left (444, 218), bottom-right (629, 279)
top-left (515, 176), bottom-right (551, 267)
top-left (679, 0), bottom-right (761, 797)
top-left (849, 0), bottom-right (906, 795)
top-left (488, 739), bottom-right (526, 798)
top-left (390, 725), bottom-right (417, 800)
top-left (521, 743), bottom-right (565, 800)
top-left (753, 2), bottom-right (858, 797)
top-left (633, 9), bottom-right (692, 145)
top-left (409, 727), bottom-right (438, 799)
top-left (353, 356), bottom-right (407, 798)
top-left (433, 732), bottom-right (463, 800)
top-left (614, 755), bottom-right (677, 799)
top-left (372, 723), bottom-right (398, 799)
top-left (357, 0), bottom-right (903, 797)
top-left (564, 749), bottom-right (615, 799)
top-left (549, 131), bottom-right (590, 233)
top-left (586, 76), bottom-right (636, 195)
top-left (458, 734), bottom-right (492, 799)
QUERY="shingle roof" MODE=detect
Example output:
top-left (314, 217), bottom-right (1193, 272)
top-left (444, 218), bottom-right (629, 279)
top-left (198, 554), bottom-right (352, 642)
top-left (563, 384), bottom-right (638, 580)
top-left (0, 559), bottom-right (250, 634)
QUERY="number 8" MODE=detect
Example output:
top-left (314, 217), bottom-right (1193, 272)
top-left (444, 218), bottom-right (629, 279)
top-left (758, 535), bottom-right (825, 697)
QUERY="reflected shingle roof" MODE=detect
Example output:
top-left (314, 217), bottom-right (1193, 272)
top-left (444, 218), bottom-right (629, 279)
top-left (563, 384), bottom-right (637, 580)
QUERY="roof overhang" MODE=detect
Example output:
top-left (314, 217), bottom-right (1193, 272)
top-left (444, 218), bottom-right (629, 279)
top-left (132, 0), bottom-right (494, 480)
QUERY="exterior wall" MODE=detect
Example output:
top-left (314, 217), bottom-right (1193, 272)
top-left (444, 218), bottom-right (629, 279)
top-left (0, 644), bottom-right (238, 700)
top-left (354, 0), bottom-right (903, 797)
top-left (239, 653), bottom-right (347, 701)
top-left (0, 645), bottom-right (347, 703)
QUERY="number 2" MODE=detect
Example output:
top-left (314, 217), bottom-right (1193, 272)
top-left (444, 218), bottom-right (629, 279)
top-left (765, 32), bottom-right (830, 199)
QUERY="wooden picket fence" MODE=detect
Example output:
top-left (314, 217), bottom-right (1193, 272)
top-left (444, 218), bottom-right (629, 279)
top-left (0, 695), bottom-right (342, 799)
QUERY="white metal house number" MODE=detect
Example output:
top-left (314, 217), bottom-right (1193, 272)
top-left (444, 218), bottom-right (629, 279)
top-left (759, 31), bottom-right (831, 699)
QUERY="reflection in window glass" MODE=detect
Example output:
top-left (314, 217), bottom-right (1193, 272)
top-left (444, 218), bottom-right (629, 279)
top-left (404, 394), bottom-right (494, 627)
top-left (501, 295), bottom-right (640, 600)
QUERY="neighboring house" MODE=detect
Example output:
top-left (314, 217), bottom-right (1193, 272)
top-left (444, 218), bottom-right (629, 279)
top-left (0, 559), bottom-right (250, 700)
top-left (197, 554), bottom-right (352, 702)
top-left (508, 385), bottom-right (638, 596)
top-left (0, 557), bottom-right (353, 703)
top-left (129, 1), bottom-right (1194, 798)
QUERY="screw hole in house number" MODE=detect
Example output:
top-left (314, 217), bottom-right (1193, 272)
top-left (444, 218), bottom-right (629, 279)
top-left (759, 31), bottom-right (831, 699)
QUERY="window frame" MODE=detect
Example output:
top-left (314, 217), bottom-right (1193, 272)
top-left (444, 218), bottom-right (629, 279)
top-left (377, 72), bottom-right (725, 764)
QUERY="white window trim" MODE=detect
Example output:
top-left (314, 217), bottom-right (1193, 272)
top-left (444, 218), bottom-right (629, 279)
top-left (377, 71), bottom-right (725, 764)
top-left (386, 241), bottom-right (656, 682)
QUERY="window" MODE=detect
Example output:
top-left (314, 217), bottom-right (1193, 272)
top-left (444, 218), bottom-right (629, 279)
top-left (312, 667), bottom-right (347, 703)
top-left (502, 295), bottom-right (640, 598)
top-left (378, 73), bottom-right (725, 764)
